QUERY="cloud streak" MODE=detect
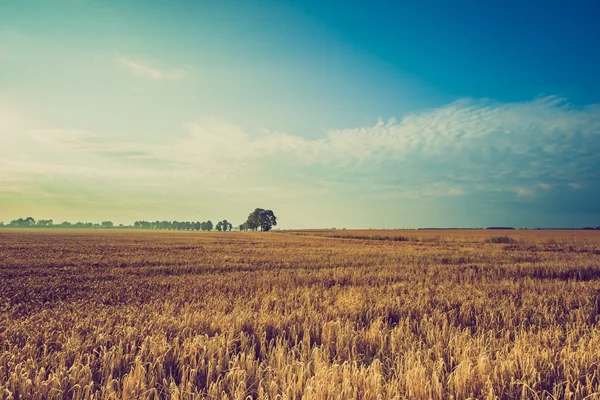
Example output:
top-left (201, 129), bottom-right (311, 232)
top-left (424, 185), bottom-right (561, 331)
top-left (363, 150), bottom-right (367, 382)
top-left (115, 57), bottom-right (187, 81)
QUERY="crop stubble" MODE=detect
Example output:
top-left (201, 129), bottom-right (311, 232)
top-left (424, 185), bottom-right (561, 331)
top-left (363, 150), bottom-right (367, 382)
top-left (1, 229), bottom-right (600, 399)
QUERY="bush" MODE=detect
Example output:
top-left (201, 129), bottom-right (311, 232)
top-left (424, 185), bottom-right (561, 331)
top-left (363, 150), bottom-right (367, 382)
top-left (487, 236), bottom-right (516, 244)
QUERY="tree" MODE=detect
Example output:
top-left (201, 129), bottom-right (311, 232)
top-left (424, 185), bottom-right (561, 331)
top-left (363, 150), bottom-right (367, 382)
top-left (101, 221), bottom-right (114, 228)
top-left (246, 208), bottom-right (277, 232)
top-left (246, 208), bottom-right (263, 231)
top-left (216, 220), bottom-right (233, 232)
top-left (258, 209), bottom-right (277, 231)
top-left (9, 218), bottom-right (23, 227)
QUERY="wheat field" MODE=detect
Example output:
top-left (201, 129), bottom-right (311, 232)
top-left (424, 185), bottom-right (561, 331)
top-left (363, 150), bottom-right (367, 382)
top-left (1, 229), bottom-right (600, 399)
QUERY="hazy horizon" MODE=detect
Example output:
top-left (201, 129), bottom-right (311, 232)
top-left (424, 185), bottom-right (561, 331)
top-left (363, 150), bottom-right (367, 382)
top-left (2, 1), bottom-right (600, 229)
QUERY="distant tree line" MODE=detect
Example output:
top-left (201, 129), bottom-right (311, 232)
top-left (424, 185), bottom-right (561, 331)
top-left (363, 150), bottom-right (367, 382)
top-left (1, 208), bottom-right (279, 231)
top-left (132, 220), bottom-right (236, 231)
top-left (133, 220), bottom-right (214, 231)
top-left (1, 217), bottom-right (117, 228)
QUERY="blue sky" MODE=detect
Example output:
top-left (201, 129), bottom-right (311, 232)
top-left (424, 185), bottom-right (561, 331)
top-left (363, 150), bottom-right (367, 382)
top-left (1, 0), bottom-right (599, 228)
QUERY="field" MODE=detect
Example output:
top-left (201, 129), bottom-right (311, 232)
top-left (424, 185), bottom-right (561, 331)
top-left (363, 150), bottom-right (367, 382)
top-left (1, 229), bottom-right (600, 399)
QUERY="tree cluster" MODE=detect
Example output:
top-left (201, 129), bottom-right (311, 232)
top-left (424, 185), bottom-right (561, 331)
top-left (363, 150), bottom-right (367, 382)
top-left (7, 217), bottom-right (36, 226)
top-left (241, 208), bottom-right (277, 231)
top-left (216, 220), bottom-right (232, 231)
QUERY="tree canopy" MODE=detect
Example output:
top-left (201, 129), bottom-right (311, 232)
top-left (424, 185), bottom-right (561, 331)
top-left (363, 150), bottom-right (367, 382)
top-left (216, 220), bottom-right (233, 231)
top-left (245, 208), bottom-right (277, 232)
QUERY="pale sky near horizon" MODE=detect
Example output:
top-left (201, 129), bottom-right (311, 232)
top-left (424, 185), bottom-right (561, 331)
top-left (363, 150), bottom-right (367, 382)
top-left (1, 0), bottom-right (599, 228)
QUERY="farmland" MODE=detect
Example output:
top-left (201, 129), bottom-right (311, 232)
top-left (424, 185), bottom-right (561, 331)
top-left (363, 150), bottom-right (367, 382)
top-left (1, 229), bottom-right (600, 399)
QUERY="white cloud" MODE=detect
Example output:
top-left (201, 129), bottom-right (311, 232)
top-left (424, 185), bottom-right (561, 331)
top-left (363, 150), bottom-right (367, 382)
top-left (515, 187), bottom-right (535, 197)
top-left (115, 57), bottom-right (187, 81)
top-left (317, 96), bottom-right (600, 164)
top-left (536, 182), bottom-right (554, 190)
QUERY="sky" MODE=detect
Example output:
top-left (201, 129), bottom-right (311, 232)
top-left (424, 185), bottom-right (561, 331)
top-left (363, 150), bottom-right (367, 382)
top-left (1, 0), bottom-right (599, 229)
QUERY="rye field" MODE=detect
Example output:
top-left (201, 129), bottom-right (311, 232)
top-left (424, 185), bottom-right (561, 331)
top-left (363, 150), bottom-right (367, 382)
top-left (1, 229), bottom-right (600, 399)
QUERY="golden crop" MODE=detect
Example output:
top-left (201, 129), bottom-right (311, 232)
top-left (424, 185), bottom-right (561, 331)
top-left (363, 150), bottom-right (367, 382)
top-left (1, 229), bottom-right (600, 399)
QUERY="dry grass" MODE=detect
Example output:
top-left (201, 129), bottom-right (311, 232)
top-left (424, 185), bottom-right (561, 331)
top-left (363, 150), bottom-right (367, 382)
top-left (1, 229), bottom-right (600, 399)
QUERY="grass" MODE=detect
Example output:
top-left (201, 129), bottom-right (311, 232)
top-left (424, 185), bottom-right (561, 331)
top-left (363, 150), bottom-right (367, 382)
top-left (1, 229), bottom-right (600, 399)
